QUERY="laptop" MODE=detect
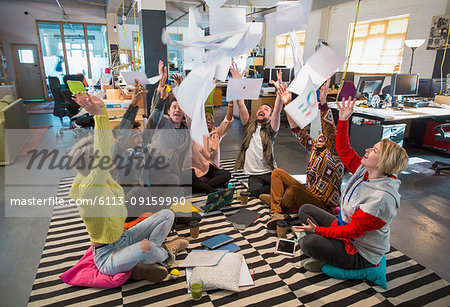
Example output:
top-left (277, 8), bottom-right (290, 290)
top-left (193, 188), bottom-right (235, 213)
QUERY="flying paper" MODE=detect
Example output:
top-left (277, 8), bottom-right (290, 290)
top-left (226, 78), bottom-right (263, 101)
top-left (286, 45), bottom-right (346, 128)
top-left (265, 0), bottom-right (313, 38)
top-left (204, 0), bottom-right (228, 8)
top-left (120, 71), bottom-right (149, 85)
top-left (289, 31), bottom-right (303, 78)
top-left (147, 75), bottom-right (161, 85)
top-left (210, 7), bottom-right (246, 35)
top-left (190, 79), bottom-right (216, 147)
top-left (231, 22), bottom-right (263, 58)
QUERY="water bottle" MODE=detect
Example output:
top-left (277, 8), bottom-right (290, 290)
top-left (227, 182), bottom-right (234, 189)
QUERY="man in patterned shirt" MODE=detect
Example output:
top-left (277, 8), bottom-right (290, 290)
top-left (261, 80), bottom-right (345, 230)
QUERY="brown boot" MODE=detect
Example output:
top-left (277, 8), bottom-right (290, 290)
top-left (131, 262), bottom-right (168, 283)
top-left (267, 212), bottom-right (288, 231)
top-left (163, 237), bottom-right (189, 266)
top-left (259, 194), bottom-right (271, 206)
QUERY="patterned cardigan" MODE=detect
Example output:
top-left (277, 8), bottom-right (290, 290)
top-left (291, 104), bottom-right (345, 208)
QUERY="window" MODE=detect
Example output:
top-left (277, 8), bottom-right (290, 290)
top-left (346, 15), bottom-right (409, 74)
top-left (18, 49), bottom-right (34, 64)
top-left (275, 31), bottom-right (305, 67)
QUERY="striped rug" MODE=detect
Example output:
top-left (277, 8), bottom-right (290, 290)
top-left (28, 159), bottom-right (450, 306)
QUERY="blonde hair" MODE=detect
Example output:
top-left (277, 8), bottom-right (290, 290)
top-left (67, 135), bottom-right (94, 176)
top-left (378, 139), bottom-right (409, 176)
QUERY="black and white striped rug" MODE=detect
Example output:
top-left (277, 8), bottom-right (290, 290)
top-left (28, 159), bottom-right (450, 306)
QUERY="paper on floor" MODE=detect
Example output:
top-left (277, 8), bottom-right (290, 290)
top-left (226, 78), bottom-right (263, 101)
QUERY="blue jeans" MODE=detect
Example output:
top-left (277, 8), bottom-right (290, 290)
top-left (93, 209), bottom-right (174, 275)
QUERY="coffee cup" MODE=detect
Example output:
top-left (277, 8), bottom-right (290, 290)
top-left (189, 220), bottom-right (200, 238)
top-left (276, 219), bottom-right (287, 238)
top-left (240, 192), bottom-right (250, 205)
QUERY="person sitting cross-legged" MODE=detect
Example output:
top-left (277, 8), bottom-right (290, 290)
top-left (262, 80), bottom-right (345, 230)
top-left (293, 96), bottom-right (409, 272)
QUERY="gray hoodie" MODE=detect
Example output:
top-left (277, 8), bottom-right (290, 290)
top-left (340, 164), bottom-right (401, 265)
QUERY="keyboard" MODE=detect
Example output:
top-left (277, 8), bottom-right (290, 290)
top-left (404, 100), bottom-right (429, 108)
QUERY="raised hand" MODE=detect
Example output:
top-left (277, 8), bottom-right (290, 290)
top-left (157, 64), bottom-right (169, 99)
top-left (277, 83), bottom-right (292, 106)
top-left (293, 218), bottom-right (317, 233)
top-left (337, 96), bottom-right (356, 121)
top-left (158, 60), bottom-right (164, 76)
top-left (172, 73), bottom-right (182, 86)
top-left (229, 62), bottom-right (245, 79)
top-left (131, 78), bottom-right (148, 106)
top-left (270, 69), bottom-right (283, 89)
top-left (319, 78), bottom-right (331, 105)
top-left (73, 92), bottom-right (104, 116)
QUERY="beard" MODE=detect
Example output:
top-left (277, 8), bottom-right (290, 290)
top-left (256, 117), bottom-right (269, 124)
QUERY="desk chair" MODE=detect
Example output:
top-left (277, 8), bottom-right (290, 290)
top-left (49, 77), bottom-right (71, 125)
top-left (432, 123), bottom-right (450, 175)
top-left (63, 74), bottom-right (86, 90)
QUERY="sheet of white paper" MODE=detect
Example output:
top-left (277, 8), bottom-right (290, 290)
top-left (188, 7), bottom-right (201, 40)
top-left (231, 22), bottom-right (263, 58)
top-left (185, 254), bottom-right (254, 292)
top-left (285, 77), bottom-right (320, 128)
top-left (180, 250), bottom-right (228, 268)
top-left (210, 7), bottom-right (246, 35)
top-left (215, 56), bottom-right (231, 81)
top-left (191, 80), bottom-right (216, 147)
top-left (163, 28), bottom-right (239, 50)
top-left (147, 75), bottom-right (161, 85)
top-left (289, 31), bottom-right (303, 78)
top-left (204, 0), bottom-right (228, 8)
top-left (306, 45), bottom-right (346, 85)
top-left (226, 78), bottom-right (263, 101)
top-left (120, 71), bottom-right (149, 85)
top-left (265, 0), bottom-right (313, 38)
top-left (291, 174), bottom-right (307, 184)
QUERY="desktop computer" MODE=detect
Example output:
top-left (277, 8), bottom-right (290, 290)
top-left (390, 73), bottom-right (429, 107)
top-left (355, 76), bottom-right (385, 99)
top-left (270, 68), bottom-right (291, 83)
top-left (430, 78), bottom-right (447, 97)
top-left (332, 71), bottom-right (355, 87)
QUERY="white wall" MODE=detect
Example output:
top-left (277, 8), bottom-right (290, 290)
top-left (327, 0), bottom-right (447, 80)
top-left (0, 1), bottom-right (105, 83)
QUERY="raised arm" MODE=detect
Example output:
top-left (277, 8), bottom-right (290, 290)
top-left (318, 79), bottom-right (337, 151)
top-left (269, 70), bottom-right (284, 132)
top-left (147, 62), bottom-right (168, 129)
top-left (229, 63), bottom-right (249, 125)
top-left (336, 97), bottom-right (361, 173)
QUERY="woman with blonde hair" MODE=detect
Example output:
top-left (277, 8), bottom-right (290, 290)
top-left (295, 97), bottom-right (409, 272)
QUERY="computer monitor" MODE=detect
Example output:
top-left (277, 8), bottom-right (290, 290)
top-left (430, 78), bottom-right (447, 97)
top-left (263, 68), bottom-right (271, 83)
top-left (418, 78), bottom-right (432, 97)
top-left (270, 68), bottom-right (291, 83)
top-left (184, 69), bottom-right (191, 77)
top-left (334, 71), bottom-right (354, 86)
top-left (391, 73), bottom-right (419, 97)
top-left (355, 76), bottom-right (385, 98)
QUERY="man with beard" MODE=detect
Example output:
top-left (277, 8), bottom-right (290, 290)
top-left (191, 103), bottom-right (234, 194)
top-left (233, 64), bottom-right (284, 198)
top-left (261, 80), bottom-right (345, 230)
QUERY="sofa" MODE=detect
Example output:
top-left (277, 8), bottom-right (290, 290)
top-left (0, 98), bottom-right (31, 165)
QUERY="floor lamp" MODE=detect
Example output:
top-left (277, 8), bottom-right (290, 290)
top-left (404, 39), bottom-right (425, 73)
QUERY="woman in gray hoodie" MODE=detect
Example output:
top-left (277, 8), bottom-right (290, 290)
top-left (294, 97), bottom-right (409, 272)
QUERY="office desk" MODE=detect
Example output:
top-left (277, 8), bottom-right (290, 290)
top-left (105, 101), bottom-right (145, 129)
top-left (329, 103), bottom-right (450, 148)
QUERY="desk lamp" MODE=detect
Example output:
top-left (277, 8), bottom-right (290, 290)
top-left (404, 39), bottom-right (425, 73)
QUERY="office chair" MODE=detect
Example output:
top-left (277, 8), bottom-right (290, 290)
top-left (49, 77), bottom-right (71, 125)
top-left (432, 123), bottom-right (450, 175)
top-left (63, 74), bottom-right (86, 90)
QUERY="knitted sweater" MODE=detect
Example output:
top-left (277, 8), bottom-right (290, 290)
top-left (291, 105), bottom-right (345, 208)
top-left (69, 110), bottom-right (127, 244)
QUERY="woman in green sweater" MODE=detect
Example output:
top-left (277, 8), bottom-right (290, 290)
top-left (69, 93), bottom-right (188, 282)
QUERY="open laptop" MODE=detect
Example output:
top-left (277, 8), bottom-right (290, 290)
top-left (193, 188), bottom-right (236, 213)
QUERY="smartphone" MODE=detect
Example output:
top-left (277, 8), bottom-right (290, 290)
top-left (275, 238), bottom-right (296, 257)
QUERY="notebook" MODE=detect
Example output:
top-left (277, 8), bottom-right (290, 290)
top-left (67, 80), bottom-right (87, 95)
top-left (226, 208), bottom-right (260, 230)
top-left (215, 242), bottom-right (241, 252)
top-left (193, 188), bottom-right (235, 213)
top-left (179, 250), bottom-right (227, 268)
top-left (201, 234), bottom-right (234, 250)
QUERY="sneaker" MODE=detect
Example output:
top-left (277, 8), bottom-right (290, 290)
top-left (267, 212), bottom-right (288, 231)
top-left (163, 237), bottom-right (190, 266)
top-left (131, 262), bottom-right (168, 282)
top-left (302, 257), bottom-right (325, 272)
top-left (259, 194), bottom-right (271, 206)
